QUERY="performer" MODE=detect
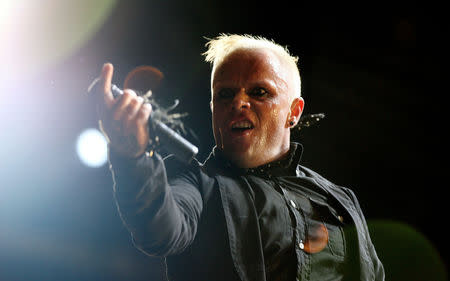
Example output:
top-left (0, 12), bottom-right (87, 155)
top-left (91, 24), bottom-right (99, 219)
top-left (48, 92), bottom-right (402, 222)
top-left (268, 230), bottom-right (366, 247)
top-left (97, 34), bottom-right (384, 281)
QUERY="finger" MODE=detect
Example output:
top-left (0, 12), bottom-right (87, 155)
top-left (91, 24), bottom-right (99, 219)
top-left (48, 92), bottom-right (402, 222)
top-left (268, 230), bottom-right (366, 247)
top-left (101, 63), bottom-right (115, 108)
top-left (123, 96), bottom-right (145, 135)
top-left (112, 89), bottom-right (138, 122)
top-left (114, 101), bottom-right (151, 158)
top-left (134, 103), bottom-right (152, 142)
top-left (128, 102), bottom-right (152, 134)
top-left (135, 103), bottom-right (152, 126)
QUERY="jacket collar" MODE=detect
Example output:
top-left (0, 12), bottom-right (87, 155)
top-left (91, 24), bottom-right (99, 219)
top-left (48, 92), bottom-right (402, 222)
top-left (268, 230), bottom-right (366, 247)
top-left (205, 142), bottom-right (303, 178)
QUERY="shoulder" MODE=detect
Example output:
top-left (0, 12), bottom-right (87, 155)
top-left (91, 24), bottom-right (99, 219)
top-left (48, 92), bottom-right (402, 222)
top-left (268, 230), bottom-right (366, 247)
top-left (165, 154), bottom-right (216, 190)
top-left (298, 164), bottom-right (358, 200)
top-left (164, 154), bottom-right (199, 177)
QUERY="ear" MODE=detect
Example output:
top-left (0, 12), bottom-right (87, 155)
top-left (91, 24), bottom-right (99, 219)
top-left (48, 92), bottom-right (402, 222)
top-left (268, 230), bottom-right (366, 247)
top-left (288, 97), bottom-right (304, 126)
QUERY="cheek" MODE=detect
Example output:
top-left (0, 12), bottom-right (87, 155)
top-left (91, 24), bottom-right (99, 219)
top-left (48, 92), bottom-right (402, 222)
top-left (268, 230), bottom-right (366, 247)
top-left (211, 112), bottom-right (221, 147)
top-left (262, 104), bottom-right (284, 128)
top-left (212, 107), bottom-right (225, 128)
top-left (211, 107), bottom-right (226, 137)
top-left (258, 104), bottom-right (288, 139)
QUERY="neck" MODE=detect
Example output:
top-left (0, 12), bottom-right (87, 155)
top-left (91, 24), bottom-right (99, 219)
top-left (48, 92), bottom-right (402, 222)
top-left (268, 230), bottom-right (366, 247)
top-left (223, 141), bottom-right (291, 169)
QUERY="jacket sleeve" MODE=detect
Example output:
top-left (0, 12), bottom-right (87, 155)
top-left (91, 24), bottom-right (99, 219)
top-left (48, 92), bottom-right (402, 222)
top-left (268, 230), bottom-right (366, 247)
top-left (108, 149), bottom-right (203, 257)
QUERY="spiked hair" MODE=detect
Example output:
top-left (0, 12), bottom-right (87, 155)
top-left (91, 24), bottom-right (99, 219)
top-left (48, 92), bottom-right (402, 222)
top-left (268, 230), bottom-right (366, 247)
top-left (202, 34), bottom-right (301, 100)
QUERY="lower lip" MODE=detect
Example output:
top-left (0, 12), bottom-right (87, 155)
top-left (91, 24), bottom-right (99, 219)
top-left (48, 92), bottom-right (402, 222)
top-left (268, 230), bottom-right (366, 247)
top-left (230, 128), bottom-right (253, 137)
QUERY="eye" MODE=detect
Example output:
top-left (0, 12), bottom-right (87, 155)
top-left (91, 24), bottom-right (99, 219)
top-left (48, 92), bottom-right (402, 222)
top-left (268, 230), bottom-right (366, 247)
top-left (249, 87), bottom-right (269, 98)
top-left (216, 88), bottom-right (234, 99)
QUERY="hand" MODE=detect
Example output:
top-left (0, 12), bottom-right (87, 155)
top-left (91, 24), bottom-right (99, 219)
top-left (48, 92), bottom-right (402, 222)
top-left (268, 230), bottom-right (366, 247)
top-left (98, 63), bottom-right (152, 158)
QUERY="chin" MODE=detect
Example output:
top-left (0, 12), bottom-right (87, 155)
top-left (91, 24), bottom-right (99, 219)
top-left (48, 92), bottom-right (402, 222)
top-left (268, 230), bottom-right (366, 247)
top-left (225, 149), bottom-right (261, 169)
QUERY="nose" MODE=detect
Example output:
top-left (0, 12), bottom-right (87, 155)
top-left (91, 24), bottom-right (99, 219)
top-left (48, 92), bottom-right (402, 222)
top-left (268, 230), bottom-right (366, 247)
top-left (231, 88), bottom-right (250, 111)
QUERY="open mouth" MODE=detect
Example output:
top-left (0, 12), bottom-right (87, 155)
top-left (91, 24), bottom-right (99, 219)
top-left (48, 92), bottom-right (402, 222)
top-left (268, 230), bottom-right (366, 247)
top-left (231, 120), bottom-right (254, 132)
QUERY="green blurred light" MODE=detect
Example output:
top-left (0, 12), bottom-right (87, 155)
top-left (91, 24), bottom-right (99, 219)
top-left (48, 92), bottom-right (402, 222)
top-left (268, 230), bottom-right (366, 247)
top-left (367, 219), bottom-right (447, 281)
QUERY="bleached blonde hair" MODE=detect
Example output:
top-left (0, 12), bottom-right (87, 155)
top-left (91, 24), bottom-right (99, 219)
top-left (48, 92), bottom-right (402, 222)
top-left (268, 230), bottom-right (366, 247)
top-left (202, 33), bottom-right (301, 100)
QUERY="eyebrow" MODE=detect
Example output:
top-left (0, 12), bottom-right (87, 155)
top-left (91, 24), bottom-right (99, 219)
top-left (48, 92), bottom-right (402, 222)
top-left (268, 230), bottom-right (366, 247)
top-left (213, 77), bottom-right (284, 91)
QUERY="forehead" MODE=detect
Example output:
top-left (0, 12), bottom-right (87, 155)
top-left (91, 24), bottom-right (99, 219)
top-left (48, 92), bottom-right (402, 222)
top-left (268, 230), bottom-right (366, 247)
top-left (212, 48), bottom-right (288, 87)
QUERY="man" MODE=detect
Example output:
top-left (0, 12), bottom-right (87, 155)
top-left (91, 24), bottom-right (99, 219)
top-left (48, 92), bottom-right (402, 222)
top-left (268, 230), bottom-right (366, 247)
top-left (98, 34), bottom-right (384, 280)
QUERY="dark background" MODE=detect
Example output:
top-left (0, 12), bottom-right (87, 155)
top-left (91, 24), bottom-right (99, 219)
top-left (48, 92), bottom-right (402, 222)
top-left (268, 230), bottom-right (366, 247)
top-left (0, 1), bottom-right (448, 280)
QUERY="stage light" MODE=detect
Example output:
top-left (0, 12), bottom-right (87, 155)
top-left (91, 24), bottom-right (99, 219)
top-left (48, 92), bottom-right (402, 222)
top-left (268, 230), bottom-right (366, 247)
top-left (76, 128), bottom-right (108, 168)
top-left (0, 0), bottom-right (117, 79)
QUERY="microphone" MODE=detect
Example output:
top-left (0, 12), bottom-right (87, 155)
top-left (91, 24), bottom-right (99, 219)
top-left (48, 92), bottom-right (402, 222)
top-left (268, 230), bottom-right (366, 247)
top-left (109, 84), bottom-right (198, 164)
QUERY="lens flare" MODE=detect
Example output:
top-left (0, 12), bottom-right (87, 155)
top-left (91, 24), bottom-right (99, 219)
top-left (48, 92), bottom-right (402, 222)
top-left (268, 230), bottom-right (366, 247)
top-left (76, 128), bottom-right (108, 168)
top-left (0, 0), bottom-right (117, 79)
top-left (123, 65), bottom-right (164, 93)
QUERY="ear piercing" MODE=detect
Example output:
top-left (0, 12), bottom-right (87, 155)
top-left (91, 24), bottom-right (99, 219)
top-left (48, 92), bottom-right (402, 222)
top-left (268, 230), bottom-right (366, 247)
top-left (289, 118), bottom-right (296, 126)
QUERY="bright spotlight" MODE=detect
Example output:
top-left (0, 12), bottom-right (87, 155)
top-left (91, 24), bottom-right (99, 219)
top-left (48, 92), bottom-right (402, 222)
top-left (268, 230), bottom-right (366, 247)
top-left (76, 128), bottom-right (108, 168)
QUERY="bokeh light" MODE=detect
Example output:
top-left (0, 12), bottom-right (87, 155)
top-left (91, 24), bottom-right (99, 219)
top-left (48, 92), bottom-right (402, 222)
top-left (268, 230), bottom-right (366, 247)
top-left (367, 220), bottom-right (448, 281)
top-left (76, 128), bottom-right (108, 168)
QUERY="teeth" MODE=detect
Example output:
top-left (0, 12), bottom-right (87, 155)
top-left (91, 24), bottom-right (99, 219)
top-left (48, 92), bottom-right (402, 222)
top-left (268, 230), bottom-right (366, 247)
top-left (232, 121), bottom-right (253, 129)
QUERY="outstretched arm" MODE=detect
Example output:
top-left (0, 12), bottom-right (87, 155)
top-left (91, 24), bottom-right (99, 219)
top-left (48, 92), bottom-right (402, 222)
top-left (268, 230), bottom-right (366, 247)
top-left (109, 151), bottom-right (203, 257)
top-left (95, 63), bottom-right (203, 257)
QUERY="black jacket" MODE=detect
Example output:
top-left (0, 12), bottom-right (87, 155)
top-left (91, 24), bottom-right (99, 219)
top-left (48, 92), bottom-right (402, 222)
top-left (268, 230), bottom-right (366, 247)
top-left (110, 144), bottom-right (384, 281)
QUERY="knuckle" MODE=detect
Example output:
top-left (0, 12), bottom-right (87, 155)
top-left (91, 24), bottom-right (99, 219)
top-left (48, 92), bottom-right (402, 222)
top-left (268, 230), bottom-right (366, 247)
top-left (143, 103), bottom-right (152, 113)
top-left (123, 89), bottom-right (137, 97)
top-left (128, 97), bottom-right (140, 107)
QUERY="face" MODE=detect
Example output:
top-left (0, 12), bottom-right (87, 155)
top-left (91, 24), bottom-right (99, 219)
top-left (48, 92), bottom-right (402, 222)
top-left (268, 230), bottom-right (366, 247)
top-left (211, 48), bottom-right (303, 168)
